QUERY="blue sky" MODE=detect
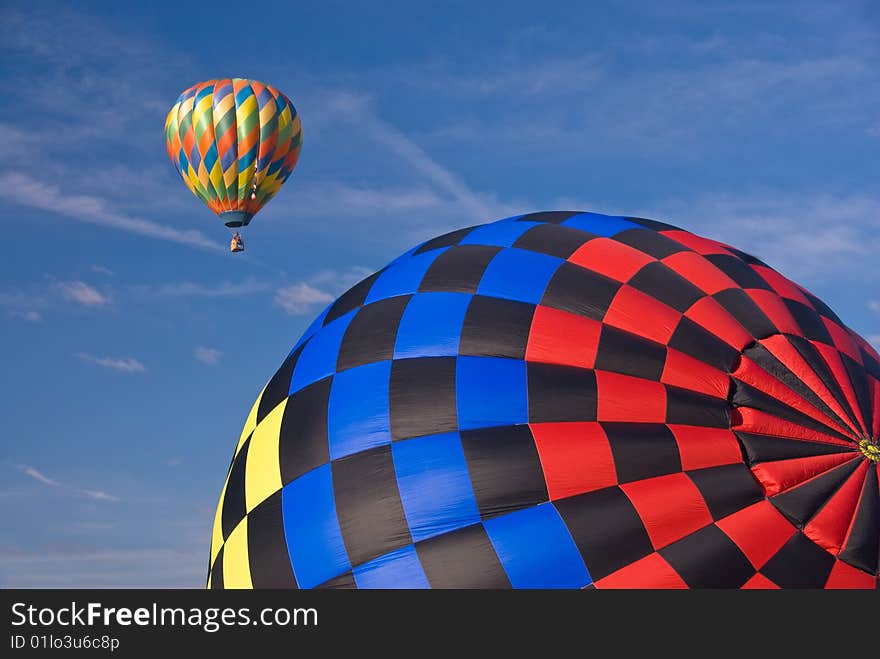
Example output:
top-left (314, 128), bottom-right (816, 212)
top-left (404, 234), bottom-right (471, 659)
top-left (0, 0), bottom-right (877, 587)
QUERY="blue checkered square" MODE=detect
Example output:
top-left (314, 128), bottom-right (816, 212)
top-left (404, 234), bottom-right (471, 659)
top-left (456, 356), bottom-right (528, 429)
top-left (393, 292), bottom-right (471, 359)
top-left (393, 432), bottom-right (481, 542)
top-left (282, 465), bottom-right (351, 588)
top-left (484, 503), bottom-right (591, 588)
top-left (328, 361), bottom-right (392, 460)
top-left (476, 248), bottom-right (563, 304)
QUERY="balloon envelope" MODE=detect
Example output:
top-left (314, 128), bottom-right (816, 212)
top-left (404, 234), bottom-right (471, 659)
top-left (165, 78), bottom-right (301, 227)
top-left (209, 211), bottom-right (880, 589)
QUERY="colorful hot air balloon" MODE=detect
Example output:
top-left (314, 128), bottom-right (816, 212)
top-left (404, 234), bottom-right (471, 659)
top-left (208, 211), bottom-right (879, 589)
top-left (164, 78), bottom-right (301, 249)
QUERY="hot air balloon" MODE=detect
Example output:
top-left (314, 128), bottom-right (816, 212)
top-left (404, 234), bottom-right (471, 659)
top-left (164, 78), bottom-right (302, 252)
top-left (208, 211), bottom-right (879, 589)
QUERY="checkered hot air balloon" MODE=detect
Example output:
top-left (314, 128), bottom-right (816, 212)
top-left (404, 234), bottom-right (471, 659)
top-left (209, 211), bottom-right (879, 589)
top-left (164, 78), bottom-right (301, 236)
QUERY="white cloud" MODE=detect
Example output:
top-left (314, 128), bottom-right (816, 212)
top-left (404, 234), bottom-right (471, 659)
top-left (326, 93), bottom-right (508, 222)
top-left (13, 464), bottom-right (119, 503)
top-left (80, 489), bottom-right (119, 502)
top-left (274, 267), bottom-right (374, 316)
top-left (405, 47), bottom-right (877, 157)
top-left (144, 278), bottom-right (269, 298)
top-left (16, 464), bottom-right (60, 487)
top-left (56, 281), bottom-right (109, 307)
top-left (0, 172), bottom-right (222, 251)
top-left (293, 183), bottom-right (448, 216)
top-left (358, 114), bottom-right (495, 221)
top-left (309, 266), bottom-right (375, 293)
top-left (869, 301), bottom-right (880, 313)
top-left (403, 54), bottom-right (604, 97)
top-left (91, 265), bottom-right (114, 276)
top-left (10, 310), bottom-right (42, 322)
top-left (194, 346), bottom-right (222, 365)
top-left (77, 353), bottom-right (145, 373)
top-left (0, 287), bottom-right (48, 312)
top-left (275, 282), bottom-right (335, 315)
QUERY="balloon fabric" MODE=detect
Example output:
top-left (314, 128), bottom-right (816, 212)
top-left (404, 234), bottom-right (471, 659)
top-left (209, 211), bottom-right (880, 589)
top-left (165, 78), bottom-right (301, 229)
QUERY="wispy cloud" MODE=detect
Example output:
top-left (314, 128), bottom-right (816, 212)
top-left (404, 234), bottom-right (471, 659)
top-left (400, 54), bottom-right (604, 97)
top-left (17, 464), bottom-right (60, 487)
top-left (9, 310), bottom-right (42, 322)
top-left (0, 172), bottom-right (221, 251)
top-left (869, 301), bottom-right (880, 313)
top-left (3, 280), bottom-right (108, 316)
top-left (91, 265), bottom-right (115, 276)
top-left (359, 114), bottom-right (497, 221)
top-left (309, 267), bottom-right (375, 292)
top-left (56, 281), bottom-right (109, 307)
top-left (275, 282), bottom-right (335, 315)
top-left (326, 92), bottom-right (508, 222)
top-left (0, 5), bottom-right (184, 152)
top-left (14, 464), bottom-right (119, 502)
top-left (194, 346), bottom-right (222, 365)
top-left (76, 353), bottom-right (145, 373)
top-left (403, 43), bottom-right (877, 156)
top-left (80, 489), bottom-right (119, 502)
top-left (0, 287), bottom-right (48, 311)
top-left (142, 278), bottom-right (269, 298)
top-left (274, 267), bottom-right (374, 316)
top-left (293, 182), bottom-right (448, 216)
top-left (0, 7), bottom-right (219, 254)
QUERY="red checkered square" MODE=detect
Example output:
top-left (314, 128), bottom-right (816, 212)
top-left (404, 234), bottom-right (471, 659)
top-left (742, 573), bottom-right (780, 589)
top-left (661, 251), bottom-right (739, 295)
top-left (670, 425), bottom-right (742, 471)
top-left (568, 238), bottom-right (654, 282)
top-left (530, 422), bottom-right (617, 501)
top-left (658, 230), bottom-right (733, 256)
top-left (716, 500), bottom-right (796, 569)
top-left (595, 553), bottom-right (687, 589)
top-left (602, 285), bottom-right (682, 345)
top-left (824, 560), bottom-right (876, 589)
top-left (661, 348), bottom-right (729, 398)
top-left (621, 472), bottom-right (713, 549)
top-left (526, 305), bottom-right (601, 369)
top-left (595, 371), bottom-right (667, 423)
